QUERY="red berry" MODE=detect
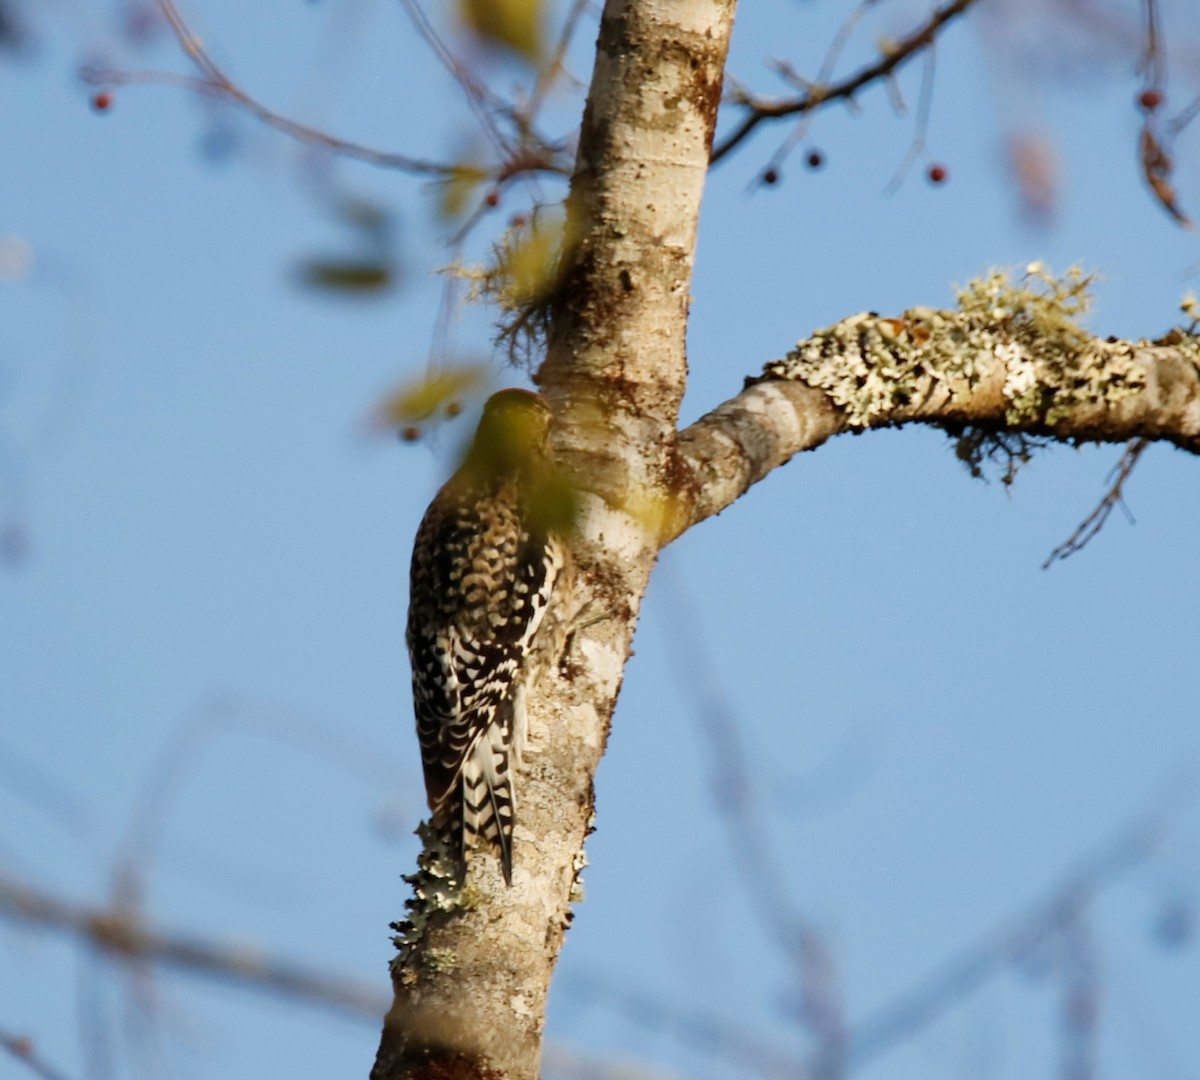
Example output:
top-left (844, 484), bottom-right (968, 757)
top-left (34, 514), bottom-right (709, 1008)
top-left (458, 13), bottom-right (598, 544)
top-left (509, 214), bottom-right (527, 230)
top-left (927, 163), bottom-right (948, 184)
top-left (91, 91), bottom-right (113, 112)
top-left (445, 401), bottom-right (463, 418)
top-left (484, 190), bottom-right (500, 208)
top-left (762, 166), bottom-right (779, 185)
top-left (1139, 89), bottom-right (1164, 111)
top-left (806, 149), bottom-right (824, 169)
top-left (400, 426), bottom-right (421, 442)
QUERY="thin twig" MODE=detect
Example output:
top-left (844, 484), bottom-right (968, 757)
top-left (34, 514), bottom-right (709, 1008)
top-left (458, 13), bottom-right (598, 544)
top-left (1042, 439), bottom-right (1148, 569)
top-left (1166, 91), bottom-right (1200, 138)
top-left (882, 38), bottom-right (937, 194)
top-left (557, 971), bottom-right (807, 1080)
top-left (711, 0), bottom-right (978, 165)
top-left (0, 1028), bottom-right (74, 1080)
top-left (397, 0), bottom-right (510, 159)
top-left (657, 566), bottom-right (847, 1071)
top-left (522, 0), bottom-right (592, 131)
top-left (846, 767), bottom-right (1196, 1070)
top-left (0, 871), bottom-right (390, 1020)
top-left (1140, 0), bottom-right (1166, 88)
top-left (751, 0), bottom-right (882, 181)
top-left (80, 0), bottom-right (467, 177)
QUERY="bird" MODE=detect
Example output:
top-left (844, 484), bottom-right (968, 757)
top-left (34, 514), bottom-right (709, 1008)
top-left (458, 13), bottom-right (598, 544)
top-left (406, 388), bottom-right (571, 886)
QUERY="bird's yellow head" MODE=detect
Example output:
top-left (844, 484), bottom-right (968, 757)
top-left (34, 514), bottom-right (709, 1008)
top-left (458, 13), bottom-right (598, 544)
top-left (465, 388), bottom-right (553, 475)
top-left (459, 388), bottom-right (577, 533)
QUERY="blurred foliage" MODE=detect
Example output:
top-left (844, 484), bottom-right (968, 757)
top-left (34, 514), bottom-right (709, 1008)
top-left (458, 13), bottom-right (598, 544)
top-left (373, 364), bottom-right (490, 431)
top-left (0, 0), bottom-right (30, 53)
top-left (438, 162), bottom-right (488, 223)
top-left (457, 0), bottom-right (544, 62)
top-left (333, 195), bottom-right (391, 237)
top-left (297, 259), bottom-right (394, 293)
top-left (297, 194), bottom-right (398, 295)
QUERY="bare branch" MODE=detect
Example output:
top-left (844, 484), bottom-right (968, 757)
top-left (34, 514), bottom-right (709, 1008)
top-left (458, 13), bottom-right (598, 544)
top-left (711, 0), bottom-right (978, 166)
top-left (0, 873), bottom-right (693, 1080)
top-left (560, 771), bottom-right (1195, 1077)
top-left (79, 0), bottom-right (492, 179)
top-left (523, 0), bottom-right (592, 130)
top-left (1042, 438), bottom-right (1148, 568)
top-left (557, 971), bottom-right (807, 1080)
top-left (0, 871), bottom-right (389, 1021)
top-left (397, 0), bottom-right (512, 159)
top-left (0, 1028), bottom-right (74, 1080)
top-left (845, 768), bottom-right (1197, 1071)
top-left (882, 41), bottom-right (937, 194)
top-left (657, 568), bottom-right (845, 1069)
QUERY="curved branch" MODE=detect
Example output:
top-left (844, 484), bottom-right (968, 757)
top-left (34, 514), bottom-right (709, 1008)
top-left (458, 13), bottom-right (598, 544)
top-left (672, 306), bottom-right (1200, 538)
top-left (711, 0), bottom-right (978, 165)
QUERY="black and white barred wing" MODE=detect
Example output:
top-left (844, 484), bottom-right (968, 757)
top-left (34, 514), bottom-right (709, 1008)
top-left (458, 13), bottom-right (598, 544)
top-left (411, 621), bottom-right (522, 879)
top-left (409, 531), bottom-right (563, 884)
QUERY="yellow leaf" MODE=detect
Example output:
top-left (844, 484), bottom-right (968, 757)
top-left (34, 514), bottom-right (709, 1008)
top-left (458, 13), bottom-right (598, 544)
top-left (373, 365), bottom-right (489, 430)
top-left (438, 163), bottom-right (486, 223)
top-left (458, 0), bottom-right (543, 62)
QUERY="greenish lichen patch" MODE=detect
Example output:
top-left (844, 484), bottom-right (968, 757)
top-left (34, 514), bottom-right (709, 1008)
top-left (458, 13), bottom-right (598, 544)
top-left (389, 822), bottom-right (466, 969)
top-left (759, 265), bottom-right (1148, 427)
top-left (1157, 293), bottom-right (1200, 375)
top-left (420, 948), bottom-right (459, 975)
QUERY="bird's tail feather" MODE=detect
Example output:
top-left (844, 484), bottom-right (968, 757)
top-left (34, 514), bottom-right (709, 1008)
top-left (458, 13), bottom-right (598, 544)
top-left (460, 725), bottom-right (515, 885)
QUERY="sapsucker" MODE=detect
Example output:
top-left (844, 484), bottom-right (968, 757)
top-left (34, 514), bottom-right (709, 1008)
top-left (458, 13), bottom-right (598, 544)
top-left (407, 388), bottom-right (571, 886)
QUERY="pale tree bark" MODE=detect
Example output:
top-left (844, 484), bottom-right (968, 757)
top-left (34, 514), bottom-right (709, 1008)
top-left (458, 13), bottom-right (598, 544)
top-left (372, 2), bottom-right (736, 1079)
top-left (372, 2), bottom-right (1200, 1078)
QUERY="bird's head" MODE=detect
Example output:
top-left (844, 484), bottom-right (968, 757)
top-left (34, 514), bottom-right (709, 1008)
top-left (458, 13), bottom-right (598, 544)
top-left (465, 388), bottom-right (553, 476)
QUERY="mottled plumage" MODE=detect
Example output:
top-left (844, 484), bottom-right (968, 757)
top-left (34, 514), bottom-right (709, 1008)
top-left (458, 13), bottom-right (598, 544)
top-left (407, 389), bottom-right (569, 885)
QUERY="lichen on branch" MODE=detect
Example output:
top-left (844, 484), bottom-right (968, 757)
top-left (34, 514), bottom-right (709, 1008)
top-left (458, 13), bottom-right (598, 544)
top-left (675, 269), bottom-right (1200, 534)
top-left (758, 265), bottom-right (1151, 428)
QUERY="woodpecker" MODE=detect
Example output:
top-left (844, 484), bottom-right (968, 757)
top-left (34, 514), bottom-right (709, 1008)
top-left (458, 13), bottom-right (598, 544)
top-left (407, 388), bottom-right (570, 886)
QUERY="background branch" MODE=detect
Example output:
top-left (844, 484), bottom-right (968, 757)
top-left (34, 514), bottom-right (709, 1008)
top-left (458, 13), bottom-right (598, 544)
top-left (81, 0), bottom-right (570, 181)
top-left (847, 768), bottom-right (1196, 1070)
top-left (0, 1027), bottom-right (73, 1080)
top-left (0, 871), bottom-right (389, 1021)
top-left (711, 0), bottom-right (978, 165)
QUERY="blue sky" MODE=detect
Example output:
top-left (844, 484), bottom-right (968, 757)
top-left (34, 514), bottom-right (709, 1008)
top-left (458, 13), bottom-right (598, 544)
top-left (2, 2), bottom-right (1199, 1079)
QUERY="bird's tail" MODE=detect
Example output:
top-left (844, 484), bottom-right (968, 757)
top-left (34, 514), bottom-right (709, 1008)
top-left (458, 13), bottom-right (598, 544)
top-left (444, 723), bottom-right (514, 885)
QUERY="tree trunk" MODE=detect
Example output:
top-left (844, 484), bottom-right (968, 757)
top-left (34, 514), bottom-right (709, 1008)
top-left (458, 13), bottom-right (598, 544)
top-left (371, 2), bottom-right (737, 1078)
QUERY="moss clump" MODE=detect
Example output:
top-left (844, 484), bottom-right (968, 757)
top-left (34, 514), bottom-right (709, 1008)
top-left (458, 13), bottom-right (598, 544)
top-left (459, 202), bottom-right (582, 368)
